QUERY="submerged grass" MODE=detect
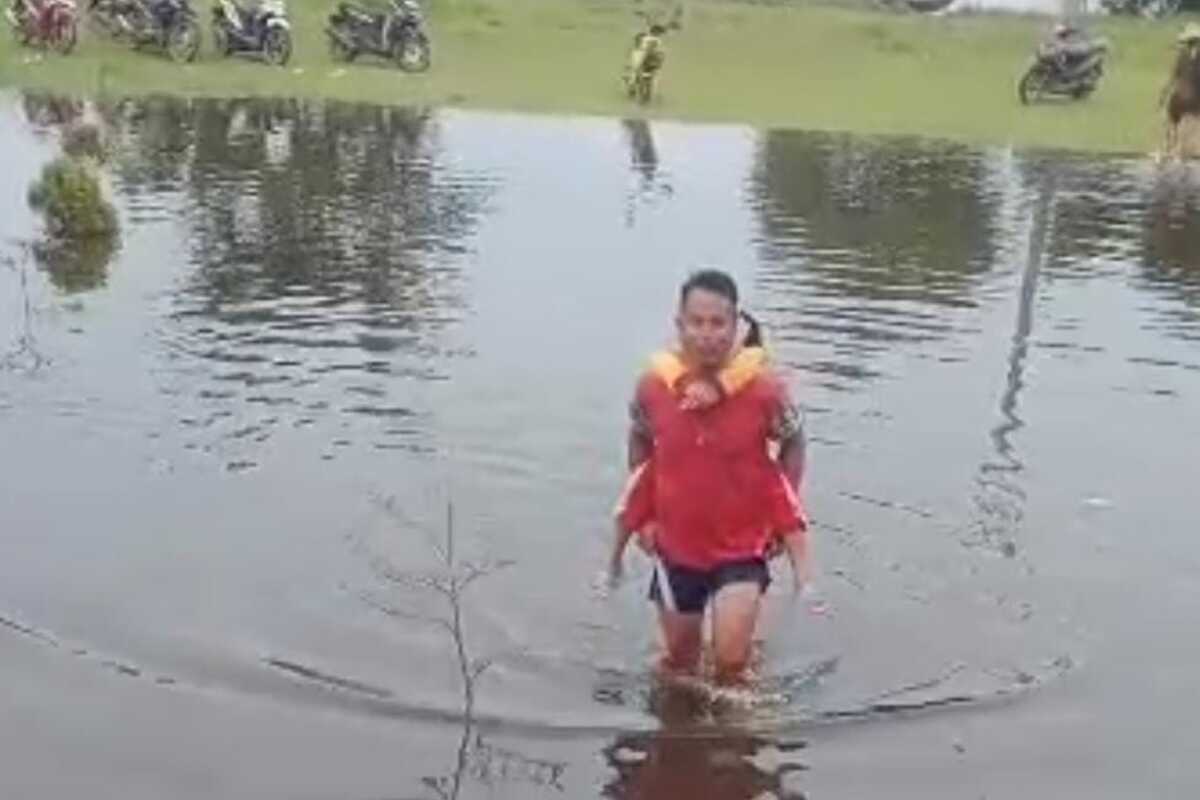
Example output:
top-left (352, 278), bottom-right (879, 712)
top-left (1, 0), bottom-right (1197, 152)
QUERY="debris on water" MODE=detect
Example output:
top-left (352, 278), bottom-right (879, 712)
top-left (225, 459), bottom-right (257, 473)
top-left (592, 685), bottom-right (624, 706)
top-left (1082, 496), bottom-right (1114, 510)
top-left (103, 660), bottom-right (141, 678)
top-left (1000, 540), bottom-right (1017, 558)
top-left (953, 740), bottom-right (967, 754)
top-left (1050, 654), bottom-right (1075, 671)
top-left (830, 568), bottom-right (864, 591)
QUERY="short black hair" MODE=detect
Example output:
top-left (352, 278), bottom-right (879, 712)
top-left (680, 269), bottom-right (765, 346)
top-left (679, 269), bottom-right (738, 309)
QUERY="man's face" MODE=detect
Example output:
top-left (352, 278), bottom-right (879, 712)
top-left (676, 288), bottom-right (737, 370)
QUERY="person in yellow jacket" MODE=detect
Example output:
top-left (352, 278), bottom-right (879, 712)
top-left (625, 23), bottom-right (667, 101)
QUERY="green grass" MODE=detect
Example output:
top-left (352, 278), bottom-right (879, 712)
top-left (1, 0), bottom-right (1195, 152)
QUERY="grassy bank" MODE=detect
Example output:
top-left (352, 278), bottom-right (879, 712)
top-left (1, 0), bottom-right (1196, 152)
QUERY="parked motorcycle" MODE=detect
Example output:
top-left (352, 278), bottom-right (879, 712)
top-left (6, 0), bottom-right (77, 53)
top-left (212, 0), bottom-right (290, 65)
top-left (325, 0), bottom-right (430, 72)
top-left (89, 0), bottom-right (200, 62)
top-left (1100, 0), bottom-right (1180, 19)
top-left (624, 27), bottom-right (665, 104)
top-left (1018, 28), bottom-right (1109, 104)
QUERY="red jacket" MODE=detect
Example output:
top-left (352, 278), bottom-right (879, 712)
top-left (621, 370), bottom-right (806, 570)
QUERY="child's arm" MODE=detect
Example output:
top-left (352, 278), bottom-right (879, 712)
top-left (678, 347), bottom-right (768, 411)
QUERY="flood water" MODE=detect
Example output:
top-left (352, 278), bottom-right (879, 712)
top-left (2, 91), bottom-right (1199, 798)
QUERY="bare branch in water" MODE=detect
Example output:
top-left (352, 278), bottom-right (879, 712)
top-left (361, 498), bottom-right (565, 800)
top-left (358, 591), bottom-right (456, 638)
top-left (1, 243), bottom-right (51, 374)
top-left (469, 658), bottom-right (493, 681)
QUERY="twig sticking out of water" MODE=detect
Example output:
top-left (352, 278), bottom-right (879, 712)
top-left (364, 500), bottom-right (514, 720)
top-left (1, 244), bottom-right (51, 374)
top-left (363, 498), bottom-right (527, 800)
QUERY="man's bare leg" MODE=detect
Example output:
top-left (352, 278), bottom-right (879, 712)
top-left (710, 581), bottom-right (763, 687)
top-left (1165, 118), bottom-right (1180, 162)
top-left (656, 608), bottom-right (703, 677)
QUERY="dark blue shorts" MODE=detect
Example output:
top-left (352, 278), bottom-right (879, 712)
top-left (648, 557), bottom-right (770, 615)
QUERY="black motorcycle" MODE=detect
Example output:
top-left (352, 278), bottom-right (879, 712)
top-left (1018, 32), bottom-right (1109, 104)
top-left (212, 0), bottom-right (290, 65)
top-left (88, 0), bottom-right (199, 62)
top-left (326, 0), bottom-right (430, 72)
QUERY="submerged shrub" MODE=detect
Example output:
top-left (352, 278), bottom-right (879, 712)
top-left (61, 123), bottom-right (108, 162)
top-left (27, 152), bottom-right (121, 294)
top-left (32, 234), bottom-right (119, 294)
top-left (27, 157), bottom-right (118, 239)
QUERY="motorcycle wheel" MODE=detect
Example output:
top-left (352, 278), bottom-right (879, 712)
top-left (50, 8), bottom-right (77, 53)
top-left (327, 28), bottom-right (356, 61)
top-left (9, 8), bottom-right (33, 45)
top-left (1018, 67), bottom-right (1044, 105)
top-left (263, 25), bottom-right (290, 66)
top-left (392, 31), bottom-right (430, 72)
top-left (211, 19), bottom-right (230, 55)
top-left (1142, 0), bottom-right (1180, 18)
top-left (633, 71), bottom-right (653, 104)
top-left (167, 16), bottom-right (199, 62)
top-left (1071, 67), bottom-right (1100, 100)
top-left (85, 6), bottom-right (113, 38)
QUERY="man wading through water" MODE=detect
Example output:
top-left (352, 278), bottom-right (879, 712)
top-left (623, 270), bottom-right (809, 687)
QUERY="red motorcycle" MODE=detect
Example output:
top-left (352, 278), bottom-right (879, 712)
top-left (6, 0), bottom-right (78, 53)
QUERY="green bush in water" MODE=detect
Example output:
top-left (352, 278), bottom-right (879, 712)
top-left (27, 154), bottom-right (121, 293)
top-left (27, 157), bottom-right (118, 239)
top-left (32, 234), bottom-right (119, 294)
top-left (61, 123), bottom-right (108, 163)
